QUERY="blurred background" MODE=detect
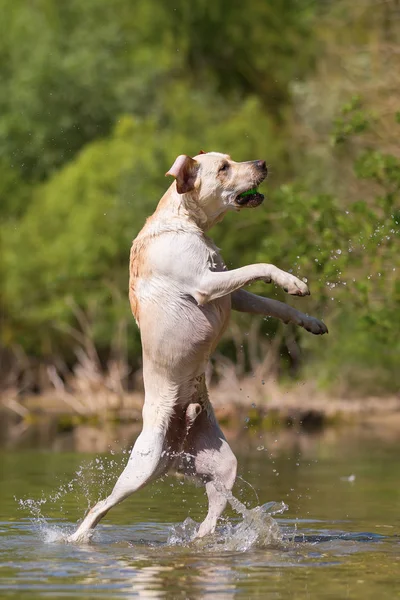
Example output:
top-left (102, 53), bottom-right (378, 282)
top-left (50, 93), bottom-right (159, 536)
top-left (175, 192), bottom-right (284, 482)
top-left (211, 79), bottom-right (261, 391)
top-left (0, 0), bottom-right (399, 432)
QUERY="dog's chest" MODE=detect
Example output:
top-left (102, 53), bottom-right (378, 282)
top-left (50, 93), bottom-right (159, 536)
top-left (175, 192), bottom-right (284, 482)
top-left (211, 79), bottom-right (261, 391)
top-left (205, 239), bottom-right (226, 272)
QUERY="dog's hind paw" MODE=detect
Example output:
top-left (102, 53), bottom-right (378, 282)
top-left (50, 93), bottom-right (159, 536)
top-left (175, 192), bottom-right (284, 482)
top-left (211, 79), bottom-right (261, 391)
top-left (66, 529), bottom-right (93, 544)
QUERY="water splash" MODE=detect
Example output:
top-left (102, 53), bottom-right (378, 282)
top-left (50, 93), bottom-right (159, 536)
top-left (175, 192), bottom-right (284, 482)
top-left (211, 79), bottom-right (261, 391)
top-left (167, 517), bottom-right (199, 545)
top-left (17, 497), bottom-right (70, 543)
top-left (237, 475), bottom-right (260, 506)
top-left (16, 453), bottom-right (127, 543)
top-left (168, 499), bottom-right (287, 552)
top-left (221, 501), bottom-right (286, 552)
top-left (17, 452), bottom-right (288, 551)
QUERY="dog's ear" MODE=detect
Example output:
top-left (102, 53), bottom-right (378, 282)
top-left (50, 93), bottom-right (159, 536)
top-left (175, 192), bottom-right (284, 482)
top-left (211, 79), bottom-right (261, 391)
top-left (165, 155), bottom-right (198, 194)
top-left (199, 150), bottom-right (206, 154)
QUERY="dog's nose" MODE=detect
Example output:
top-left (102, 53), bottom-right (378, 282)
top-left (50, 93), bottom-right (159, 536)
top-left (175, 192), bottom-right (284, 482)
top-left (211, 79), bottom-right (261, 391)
top-left (256, 160), bottom-right (267, 172)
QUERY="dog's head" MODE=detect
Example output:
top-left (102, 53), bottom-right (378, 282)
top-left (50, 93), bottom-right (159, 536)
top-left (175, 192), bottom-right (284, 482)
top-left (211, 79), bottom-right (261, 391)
top-left (166, 151), bottom-right (268, 226)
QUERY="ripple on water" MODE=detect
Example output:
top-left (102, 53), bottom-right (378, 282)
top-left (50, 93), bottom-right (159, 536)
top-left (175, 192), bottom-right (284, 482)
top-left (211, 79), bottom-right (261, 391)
top-left (0, 514), bottom-right (398, 600)
top-left (2, 442), bottom-right (399, 598)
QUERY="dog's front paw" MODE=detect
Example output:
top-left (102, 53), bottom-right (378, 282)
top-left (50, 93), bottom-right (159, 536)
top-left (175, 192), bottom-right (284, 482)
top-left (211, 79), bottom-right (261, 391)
top-left (300, 315), bottom-right (328, 335)
top-left (282, 274), bottom-right (310, 297)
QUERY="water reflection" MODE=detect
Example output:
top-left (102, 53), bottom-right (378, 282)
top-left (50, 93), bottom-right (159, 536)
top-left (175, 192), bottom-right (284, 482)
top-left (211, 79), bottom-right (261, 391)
top-left (2, 407), bottom-right (397, 456)
top-left (0, 412), bottom-right (399, 599)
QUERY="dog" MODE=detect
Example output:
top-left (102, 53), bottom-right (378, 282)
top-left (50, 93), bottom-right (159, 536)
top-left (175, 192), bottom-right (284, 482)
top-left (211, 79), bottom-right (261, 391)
top-left (68, 151), bottom-right (327, 542)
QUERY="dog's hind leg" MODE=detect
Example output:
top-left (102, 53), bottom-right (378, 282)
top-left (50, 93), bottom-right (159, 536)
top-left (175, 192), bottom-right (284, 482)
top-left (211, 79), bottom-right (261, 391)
top-left (181, 406), bottom-right (237, 538)
top-left (68, 425), bottom-right (167, 543)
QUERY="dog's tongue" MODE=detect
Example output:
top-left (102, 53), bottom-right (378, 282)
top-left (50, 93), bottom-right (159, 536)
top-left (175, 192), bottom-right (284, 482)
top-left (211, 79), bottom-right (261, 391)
top-left (238, 187), bottom-right (258, 199)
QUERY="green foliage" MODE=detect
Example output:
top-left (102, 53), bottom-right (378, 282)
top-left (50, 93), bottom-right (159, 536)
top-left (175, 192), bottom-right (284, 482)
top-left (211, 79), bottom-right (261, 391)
top-left (2, 95), bottom-right (279, 362)
top-left (355, 151), bottom-right (400, 193)
top-left (331, 98), bottom-right (372, 145)
top-left (0, 0), bottom-right (314, 183)
top-left (168, 0), bottom-right (316, 115)
top-left (0, 0), bottom-right (178, 180)
top-left (1, 0), bottom-right (399, 395)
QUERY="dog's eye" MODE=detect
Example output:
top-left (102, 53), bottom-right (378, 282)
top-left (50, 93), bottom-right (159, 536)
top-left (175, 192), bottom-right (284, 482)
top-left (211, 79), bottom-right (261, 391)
top-left (218, 163), bottom-right (230, 173)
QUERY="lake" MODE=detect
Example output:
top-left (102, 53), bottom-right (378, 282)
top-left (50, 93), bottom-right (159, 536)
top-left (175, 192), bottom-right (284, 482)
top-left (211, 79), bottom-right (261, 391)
top-left (0, 425), bottom-right (399, 599)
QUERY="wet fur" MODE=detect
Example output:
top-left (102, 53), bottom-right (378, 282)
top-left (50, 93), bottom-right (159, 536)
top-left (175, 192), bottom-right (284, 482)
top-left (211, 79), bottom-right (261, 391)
top-left (68, 152), bottom-right (327, 543)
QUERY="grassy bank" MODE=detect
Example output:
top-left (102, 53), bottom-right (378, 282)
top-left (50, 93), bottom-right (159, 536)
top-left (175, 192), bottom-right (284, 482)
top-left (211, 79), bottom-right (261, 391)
top-left (2, 375), bottom-right (400, 452)
top-left (1, 0), bottom-right (399, 401)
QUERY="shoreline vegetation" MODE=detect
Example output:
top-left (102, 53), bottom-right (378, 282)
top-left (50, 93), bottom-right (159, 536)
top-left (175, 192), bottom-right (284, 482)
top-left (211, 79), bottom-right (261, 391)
top-left (2, 377), bottom-right (399, 452)
top-left (1, 0), bottom-right (399, 420)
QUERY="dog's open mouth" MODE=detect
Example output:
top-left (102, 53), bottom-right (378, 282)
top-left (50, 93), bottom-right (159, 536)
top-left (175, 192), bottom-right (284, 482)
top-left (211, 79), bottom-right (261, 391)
top-left (235, 187), bottom-right (264, 208)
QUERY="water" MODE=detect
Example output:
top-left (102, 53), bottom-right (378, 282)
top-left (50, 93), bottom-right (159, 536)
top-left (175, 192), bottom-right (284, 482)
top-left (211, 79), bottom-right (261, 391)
top-left (0, 429), bottom-right (399, 598)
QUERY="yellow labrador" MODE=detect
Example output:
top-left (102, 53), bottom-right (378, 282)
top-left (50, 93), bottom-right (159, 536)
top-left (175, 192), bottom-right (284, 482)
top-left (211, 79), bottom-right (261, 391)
top-left (68, 152), bottom-right (327, 542)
